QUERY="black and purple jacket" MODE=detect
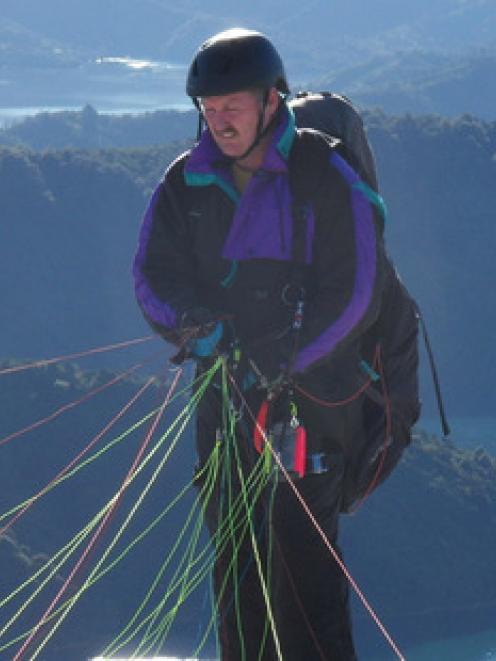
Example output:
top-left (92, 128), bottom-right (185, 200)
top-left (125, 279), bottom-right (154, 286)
top-left (133, 105), bottom-right (384, 379)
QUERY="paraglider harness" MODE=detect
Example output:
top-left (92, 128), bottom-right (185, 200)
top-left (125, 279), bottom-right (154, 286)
top-left (182, 92), bottom-right (449, 494)
top-left (241, 99), bottom-right (450, 495)
top-left (241, 130), bottom-right (360, 484)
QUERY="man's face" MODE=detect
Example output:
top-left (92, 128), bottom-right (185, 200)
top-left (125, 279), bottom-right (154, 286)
top-left (200, 90), bottom-right (264, 158)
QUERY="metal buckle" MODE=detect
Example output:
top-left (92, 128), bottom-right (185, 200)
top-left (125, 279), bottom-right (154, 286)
top-left (281, 283), bottom-right (305, 307)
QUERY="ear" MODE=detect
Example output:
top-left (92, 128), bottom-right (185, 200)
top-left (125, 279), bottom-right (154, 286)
top-left (267, 87), bottom-right (281, 113)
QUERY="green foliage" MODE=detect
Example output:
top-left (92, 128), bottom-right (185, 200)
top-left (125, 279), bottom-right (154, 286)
top-left (0, 106), bottom-right (197, 152)
top-left (3, 109), bottom-right (495, 414)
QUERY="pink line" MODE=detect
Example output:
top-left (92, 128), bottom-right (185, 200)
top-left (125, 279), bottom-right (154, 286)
top-left (0, 336), bottom-right (156, 376)
top-left (0, 361), bottom-right (149, 448)
top-left (13, 368), bottom-right (183, 660)
top-left (0, 377), bottom-right (156, 537)
top-left (228, 371), bottom-right (405, 661)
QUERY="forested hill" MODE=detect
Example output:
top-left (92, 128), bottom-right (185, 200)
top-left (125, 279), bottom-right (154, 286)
top-left (1, 360), bottom-right (495, 659)
top-left (1, 111), bottom-right (496, 419)
top-left (0, 105), bottom-right (198, 150)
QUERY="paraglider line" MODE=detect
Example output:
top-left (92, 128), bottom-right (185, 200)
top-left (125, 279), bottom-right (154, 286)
top-left (227, 367), bottom-right (405, 661)
top-left (0, 376), bottom-right (156, 537)
top-left (12, 367), bottom-right (183, 661)
top-left (294, 345), bottom-right (380, 408)
top-left (0, 335), bottom-right (156, 376)
top-left (0, 356), bottom-right (161, 448)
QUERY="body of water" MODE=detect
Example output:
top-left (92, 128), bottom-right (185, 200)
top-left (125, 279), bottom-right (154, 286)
top-left (402, 628), bottom-right (496, 661)
top-left (92, 627), bottom-right (496, 660)
top-left (0, 56), bottom-right (188, 128)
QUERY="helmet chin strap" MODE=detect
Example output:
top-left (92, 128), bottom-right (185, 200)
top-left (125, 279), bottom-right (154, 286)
top-left (196, 108), bottom-right (204, 142)
top-left (231, 89), bottom-right (272, 163)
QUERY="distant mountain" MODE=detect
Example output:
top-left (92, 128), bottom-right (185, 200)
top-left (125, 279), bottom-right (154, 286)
top-left (1, 0), bottom-right (495, 69)
top-left (0, 18), bottom-right (82, 67)
top-left (315, 47), bottom-right (496, 120)
top-left (1, 0), bottom-right (495, 119)
top-left (1, 361), bottom-right (495, 658)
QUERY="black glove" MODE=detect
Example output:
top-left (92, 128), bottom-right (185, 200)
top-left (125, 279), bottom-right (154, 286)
top-left (171, 307), bottom-right (224, 363)
top-left (180, 307), bottom-right (219, 337)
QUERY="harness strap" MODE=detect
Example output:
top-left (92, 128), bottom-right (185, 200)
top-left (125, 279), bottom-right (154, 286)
top-left (417, 307), bottom-right (451, 438)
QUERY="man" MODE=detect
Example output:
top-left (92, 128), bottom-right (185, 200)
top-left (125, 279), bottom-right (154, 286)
top-left (134, 28), bottom-right (387, 660)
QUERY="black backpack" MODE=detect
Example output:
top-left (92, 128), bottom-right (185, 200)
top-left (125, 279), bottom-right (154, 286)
top-left (289, 91), bottom-right (379, 191)
top-left (287, 92), bottom-right (448, 508)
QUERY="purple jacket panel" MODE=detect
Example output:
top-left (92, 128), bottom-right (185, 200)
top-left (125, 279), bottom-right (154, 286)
top-left (133, 186), bottom-right (178, 330)
top-left (133, 106), bottom-right (382, 373)
top-left (184, 108), bottom-right (315, 264)
top-left (133, 150), bottom-right (202, 335)
top-left (293, 152), bottom-right (378, 373)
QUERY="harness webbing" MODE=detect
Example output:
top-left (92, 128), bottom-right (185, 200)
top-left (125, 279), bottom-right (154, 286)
top-left (417, 308), bottom-right (451, 438)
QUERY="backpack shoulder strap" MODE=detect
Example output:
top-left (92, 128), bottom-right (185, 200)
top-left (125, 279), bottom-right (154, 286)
top-left (288, 128), bottom-right (351, 266)
top-left (288, 128), bottom-right (341, 205)
top-left (290, 92), bottom-right (379, 191)
top-left (288, 129), bottom-right (327, 267)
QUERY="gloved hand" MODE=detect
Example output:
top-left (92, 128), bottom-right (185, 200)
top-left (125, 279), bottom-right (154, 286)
top-left (192, 321), bottom-right (223, 357)
top-left (179, 307), bottom-right (224, 359)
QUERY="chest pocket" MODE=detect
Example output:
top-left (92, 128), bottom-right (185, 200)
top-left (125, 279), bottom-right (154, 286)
top-left (186, 188), bottom-right (236, 288)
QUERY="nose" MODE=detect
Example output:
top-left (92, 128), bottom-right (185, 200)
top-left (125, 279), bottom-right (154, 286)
top-left (208, 111), bottom-right (231, 132)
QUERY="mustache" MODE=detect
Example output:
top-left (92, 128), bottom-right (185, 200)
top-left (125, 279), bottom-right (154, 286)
top-left (214, 127), bottom-right (238, 138)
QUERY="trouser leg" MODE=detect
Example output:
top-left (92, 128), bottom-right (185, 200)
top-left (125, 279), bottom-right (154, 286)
top-left (271, 471), bottom-right (357, 661)
top-left (195, 384), bottom-right (276, 660)
top-left (203, 492), bottom-right (277, 661)
top-left (195, 380), bottom-right (356, 660)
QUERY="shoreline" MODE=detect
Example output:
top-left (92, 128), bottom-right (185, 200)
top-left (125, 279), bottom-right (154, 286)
top-left (0, 104), bottom-right (193, 129)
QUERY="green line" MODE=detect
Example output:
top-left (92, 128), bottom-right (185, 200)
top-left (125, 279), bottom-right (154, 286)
top-left (225, 361), bottom-right (283, 661)
top-left (192, 368), bottom-right (275, 658)
top-left (27, 363), bottom-right (218, 660)
top-left (0, 364), bottom-right (216, 657)
top-left (1, 358), bottom-right (285, 659)
top-left (128, 442), bottom-right (220, 657)
top-left (97, 459), bottom-right (214, 656)
top-left (0, 369), bottom-right (209, 525)
top-left (0, 383), bottom-right (197, 615)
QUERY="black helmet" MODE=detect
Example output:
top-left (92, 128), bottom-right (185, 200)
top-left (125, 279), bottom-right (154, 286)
top-left (186, 28), bottom-right (290, 100)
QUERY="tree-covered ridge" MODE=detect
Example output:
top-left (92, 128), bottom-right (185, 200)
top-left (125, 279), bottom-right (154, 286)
top-left (1, 360), bottom-right (495, 658)
top-left (0, 106), bottom-right (197, 151)
top-left (2, 104), bottom-right (496, 153)
top-left (1, 111), bottom-right (495, 416)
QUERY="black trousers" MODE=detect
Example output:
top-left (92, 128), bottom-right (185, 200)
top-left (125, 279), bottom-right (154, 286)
top-left (195, 381), bottom-right (358, 661)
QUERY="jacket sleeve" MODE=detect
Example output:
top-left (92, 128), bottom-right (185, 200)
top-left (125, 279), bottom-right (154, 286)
top-left (133, 158), bottom-right (199, 343)
top-left (291, 152), bottom-right (385, 374)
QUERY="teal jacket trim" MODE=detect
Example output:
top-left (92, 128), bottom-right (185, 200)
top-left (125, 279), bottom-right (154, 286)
top-left (192, 321), bottom-right (224, 357)
top-left (184, 171), bottom-right (240, 205)
top-left (276, 105), bottom-right (296, 160)
top-left (353, 180), bottom-right (388, 223)
top-left (221, 260), bottom-right (239, 288)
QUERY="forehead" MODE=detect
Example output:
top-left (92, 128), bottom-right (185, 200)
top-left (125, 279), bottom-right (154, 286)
top-left (200, 90), bottom-right (260, 107)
